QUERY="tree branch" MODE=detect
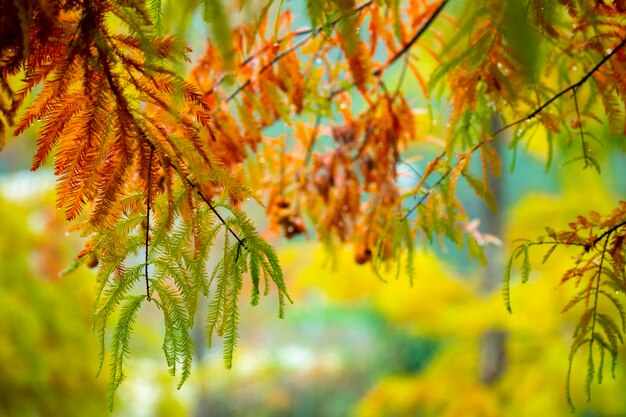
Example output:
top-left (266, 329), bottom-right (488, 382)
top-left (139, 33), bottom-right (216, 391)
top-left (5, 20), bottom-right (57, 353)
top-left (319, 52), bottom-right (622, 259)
top-left (184, 177), bottom-right (248, 248)
top-left (145, 146), bottom-right (154, 302)
top-left (373, 0), bottom-right (449, 78)
top-left (595, 220), bottom-right (626, 245)
top-left (403, 37), bottom-right (626, 220)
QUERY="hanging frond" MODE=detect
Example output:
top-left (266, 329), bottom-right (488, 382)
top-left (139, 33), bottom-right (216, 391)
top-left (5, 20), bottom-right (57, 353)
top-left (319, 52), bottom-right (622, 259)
top-left (107, 294), bottom-right (144, 410)
top-left (506, 203), bottom-right (626, 410)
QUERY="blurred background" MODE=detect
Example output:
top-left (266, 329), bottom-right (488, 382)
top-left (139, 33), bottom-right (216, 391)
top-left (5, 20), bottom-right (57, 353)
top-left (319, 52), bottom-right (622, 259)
top-left (2, 1), bottom-right (626, 417)
top-left (2, 112), bottom-right (625, 417)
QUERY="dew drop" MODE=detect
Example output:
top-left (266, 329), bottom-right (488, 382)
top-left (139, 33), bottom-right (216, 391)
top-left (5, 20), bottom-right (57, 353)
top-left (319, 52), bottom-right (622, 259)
top-left (571, 65), bottom-right (577, 72)
top-left (64, 231), bottom-right (70, 237)
top-left (315, 58), bottom-right (322, 65)
top-left (606, 48), bottom-right (613, 54)
top-left (339, 103), bottom-right (347, 110)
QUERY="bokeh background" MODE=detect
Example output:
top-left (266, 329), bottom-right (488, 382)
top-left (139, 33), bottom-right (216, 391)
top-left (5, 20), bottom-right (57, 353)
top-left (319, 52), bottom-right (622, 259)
top-left (2, 1), bottom-right (626, 416)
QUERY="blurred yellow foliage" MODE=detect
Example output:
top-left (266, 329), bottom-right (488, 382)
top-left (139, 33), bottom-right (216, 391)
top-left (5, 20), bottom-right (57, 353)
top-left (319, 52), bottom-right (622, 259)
top-left (285, 170), bottom-right (626, 416)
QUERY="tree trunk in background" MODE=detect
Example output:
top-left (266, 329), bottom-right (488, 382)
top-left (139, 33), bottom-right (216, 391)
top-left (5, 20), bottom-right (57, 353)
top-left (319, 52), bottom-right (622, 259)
top-left (478, 117), bottom-right (507, 385)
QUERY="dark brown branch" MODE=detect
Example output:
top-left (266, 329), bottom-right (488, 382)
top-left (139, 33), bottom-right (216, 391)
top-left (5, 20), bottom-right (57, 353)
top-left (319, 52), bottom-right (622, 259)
top-left (595, 220), bottom-right (626, 245)
top-left (373, 0), bottom-right (449, 78)
top-left (403, 37), bottom-right (626, 220)
top-left (492, 37), bottom-right (626, 137)
top-left (183, 177), bottom-right (247, 248)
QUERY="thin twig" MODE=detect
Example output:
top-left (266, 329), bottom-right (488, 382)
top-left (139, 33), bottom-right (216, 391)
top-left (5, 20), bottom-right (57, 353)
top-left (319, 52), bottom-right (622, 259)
top-left (403, 37), bottom-right (626, 219)
top-left (304, 113), bottom-right (322, 167)
top-left (329, 0), bottom-right (449, 99)
top-left (184, 177), bottom-right (247, 248)
top-left (373, 0), bottom-right (449, 78)
top-left (572, 89), bottom-right (589, 168)
top-left (595, 220), bottom-right (626, 244)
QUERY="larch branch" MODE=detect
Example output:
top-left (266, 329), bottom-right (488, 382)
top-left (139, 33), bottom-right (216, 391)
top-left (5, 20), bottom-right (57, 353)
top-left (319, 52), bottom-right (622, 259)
top-left (492, 37), bottom-right (626, 137)
top-left (206, 1), bottom-right (373, 104)
top-left (373, 0), bottom-right (449, 78)
top-left (404, 37), bottom-right (626, 220)
top-left (595, 220), bottom-right (626, 245)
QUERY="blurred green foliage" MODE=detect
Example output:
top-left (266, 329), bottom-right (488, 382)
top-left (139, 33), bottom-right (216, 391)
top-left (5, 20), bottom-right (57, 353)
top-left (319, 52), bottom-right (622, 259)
top-left (0, 194), bottom-right (108, 417)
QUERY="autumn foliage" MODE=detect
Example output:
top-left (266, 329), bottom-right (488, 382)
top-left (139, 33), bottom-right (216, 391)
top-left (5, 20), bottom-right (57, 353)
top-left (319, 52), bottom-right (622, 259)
top-left (1, 0), bottom-right (625, 409)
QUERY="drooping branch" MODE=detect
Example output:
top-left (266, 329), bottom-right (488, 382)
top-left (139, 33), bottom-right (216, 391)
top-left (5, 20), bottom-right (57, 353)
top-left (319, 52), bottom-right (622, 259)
top-left (492, 37), bottom-right (626, 137)
top-left (99, 39), bottom-right (250, 254)
top-left (403, 37), bottom-right (626, 220)
top-left (183, 177), bottom-right (248, 249)
top-left (572, 90), bottom-right (589, 168)
top-left (210, 0), bottom-right (448, 112)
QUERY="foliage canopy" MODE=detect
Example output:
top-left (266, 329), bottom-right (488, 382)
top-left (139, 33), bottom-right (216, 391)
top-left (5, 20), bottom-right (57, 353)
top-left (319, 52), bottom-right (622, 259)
top-left (1, 0), bottom-right (625, 409)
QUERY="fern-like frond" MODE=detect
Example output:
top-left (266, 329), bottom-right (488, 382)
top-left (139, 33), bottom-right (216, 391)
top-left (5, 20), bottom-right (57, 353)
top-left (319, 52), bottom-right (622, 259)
top-left (107, 294), bottom-right (144, 410)
top-left (508, 206), bottom-right (626, 409)
top-left (153, 281), bottom-right (194, 388)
